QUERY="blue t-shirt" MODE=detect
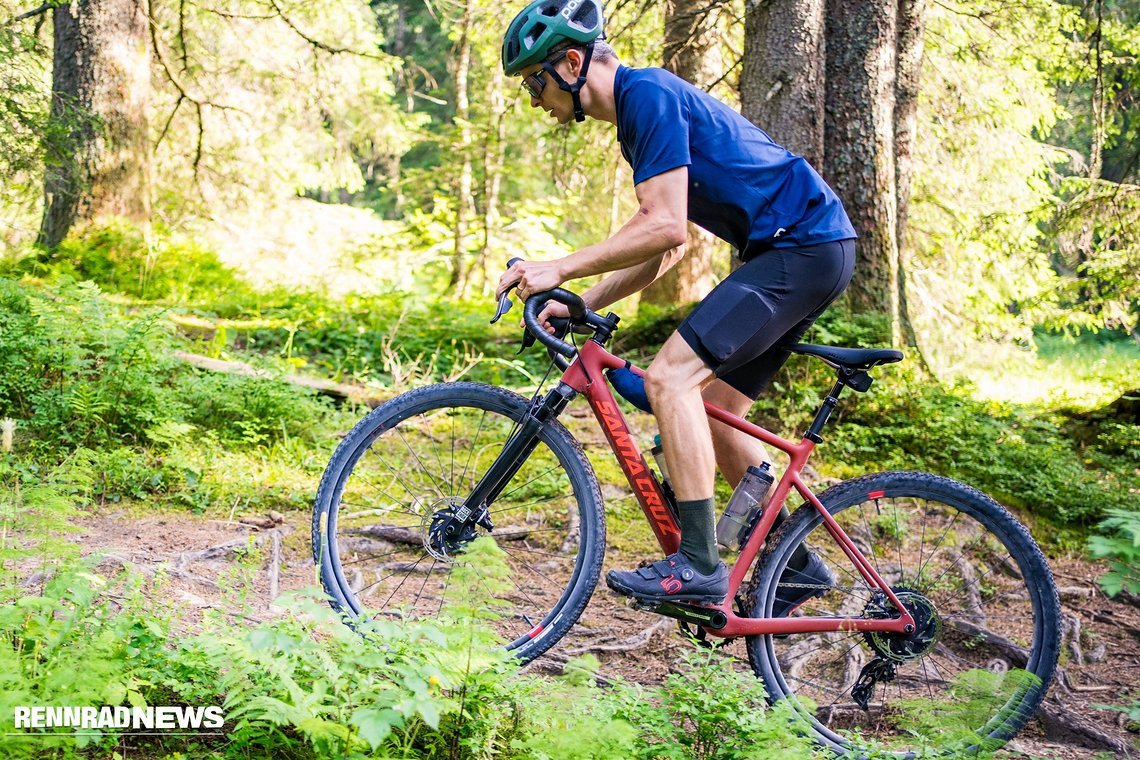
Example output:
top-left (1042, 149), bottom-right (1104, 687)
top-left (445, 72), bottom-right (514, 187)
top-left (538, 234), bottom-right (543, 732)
top-left (613, 66), bottom-right (856, 251)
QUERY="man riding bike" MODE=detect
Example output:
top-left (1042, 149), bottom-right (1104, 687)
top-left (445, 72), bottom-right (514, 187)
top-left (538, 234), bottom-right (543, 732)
top-left (496, 0), bottom-right (856, 612)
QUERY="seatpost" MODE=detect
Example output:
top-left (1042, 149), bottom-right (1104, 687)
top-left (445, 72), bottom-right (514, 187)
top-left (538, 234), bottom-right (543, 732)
top-left (804, 375), bottom-right (847, 443)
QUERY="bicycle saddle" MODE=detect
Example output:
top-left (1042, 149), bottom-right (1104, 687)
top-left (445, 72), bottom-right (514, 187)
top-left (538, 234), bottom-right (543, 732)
top-left (788, 343), bottom-right (904, 371)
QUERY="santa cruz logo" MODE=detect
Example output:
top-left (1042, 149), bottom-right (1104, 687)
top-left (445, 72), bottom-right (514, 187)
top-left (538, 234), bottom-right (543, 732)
top-left (561, 0), bottom-right (583, 20)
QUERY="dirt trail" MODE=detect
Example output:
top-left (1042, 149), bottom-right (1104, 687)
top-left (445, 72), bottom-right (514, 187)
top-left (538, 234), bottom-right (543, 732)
top-left (65, 508), bottom-right (1139, 759)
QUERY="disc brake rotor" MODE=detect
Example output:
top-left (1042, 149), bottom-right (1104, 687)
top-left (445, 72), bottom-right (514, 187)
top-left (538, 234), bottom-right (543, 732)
top-left (863, 587), bottom-right (943, 662)
top-left (424, 497), bottom-right (478, 561)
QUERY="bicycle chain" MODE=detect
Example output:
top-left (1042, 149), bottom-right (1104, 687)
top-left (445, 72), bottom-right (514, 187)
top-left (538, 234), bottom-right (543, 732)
top-left (776, 582), bottom-right (861, 593)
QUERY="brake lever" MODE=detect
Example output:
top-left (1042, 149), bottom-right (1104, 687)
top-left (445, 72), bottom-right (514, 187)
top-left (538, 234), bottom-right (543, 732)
top-left (516, 329), bottom-right (536, 355)
top-left (490, 257), bottom-right (525, 324)
top-left (490, 292), bottom-right (513, 324)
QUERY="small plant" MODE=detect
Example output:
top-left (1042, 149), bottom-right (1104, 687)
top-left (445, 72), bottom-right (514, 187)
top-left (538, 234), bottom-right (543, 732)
top-left (605, 645), bottom-right (818, 760)
top-left (1088, 508), bottom-right (1140, 597)
top-left (887, 668), bottom-right (1042, 757)
top-left (869, 503), bottom-right (910, 541)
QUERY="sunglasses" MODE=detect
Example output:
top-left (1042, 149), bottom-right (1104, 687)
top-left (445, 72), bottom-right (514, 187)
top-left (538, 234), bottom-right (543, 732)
top-left (521, 50), bottom-right (569, 100)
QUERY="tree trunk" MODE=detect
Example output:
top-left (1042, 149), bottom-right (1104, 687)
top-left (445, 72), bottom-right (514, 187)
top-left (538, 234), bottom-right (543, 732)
top-left (894, 0), bottom-right (926, 352)
top-left (740, 0), bottom-right (826, 169)
top-left (477, 66), bottom-right (507, 295)
top-left (641, 0), bottom-right (721, 308)
top-left (1088, 0), bottom-right (1106, 181)
top-left (824, 0), bottom-right (900, 344)
top-left (447, 0), bottom-right (475, 295)
top-left (39, 0), bottom-right (152, 249)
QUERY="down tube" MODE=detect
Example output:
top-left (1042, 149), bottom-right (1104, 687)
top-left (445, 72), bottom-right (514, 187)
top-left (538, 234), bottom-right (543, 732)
top-left (583, 384), bottom-right (681, 555)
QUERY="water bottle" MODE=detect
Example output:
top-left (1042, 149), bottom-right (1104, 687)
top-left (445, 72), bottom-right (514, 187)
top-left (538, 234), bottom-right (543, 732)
top-left (716, 462), bottom-right (775, 550)
top-left (648, 434), bottom-right (670, 484)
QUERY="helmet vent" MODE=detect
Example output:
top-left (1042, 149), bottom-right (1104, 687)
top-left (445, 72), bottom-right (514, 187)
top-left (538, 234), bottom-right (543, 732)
top-left (526, 22), bottom-right (547, 46)
top-left (539, 2), bottom-right (558, 16)
top-left (573, 6), bottom-right (597, 26)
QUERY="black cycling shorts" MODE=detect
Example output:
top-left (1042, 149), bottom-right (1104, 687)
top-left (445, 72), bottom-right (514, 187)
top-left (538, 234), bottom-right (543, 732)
top-left (677, 238), bottom-right (855, 399)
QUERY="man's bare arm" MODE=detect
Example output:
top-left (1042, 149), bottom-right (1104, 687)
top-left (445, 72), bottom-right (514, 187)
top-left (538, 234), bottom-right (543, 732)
top-left (581, 247), bottom-right (684, 310)
top-left (558, 166), bottom-right (689, 282)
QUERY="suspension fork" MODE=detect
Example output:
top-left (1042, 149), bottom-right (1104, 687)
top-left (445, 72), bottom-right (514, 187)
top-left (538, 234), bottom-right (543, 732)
top-left (461, 383), bottom-right (577, 529)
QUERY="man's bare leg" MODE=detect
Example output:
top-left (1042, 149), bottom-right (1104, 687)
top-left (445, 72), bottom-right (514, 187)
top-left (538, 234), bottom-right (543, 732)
top-left (703, 380), bottom-right (771, 488)
top-left (644, 333), bottom-right (717, 499)
top-left (642, 333), bottom-right (722, 575)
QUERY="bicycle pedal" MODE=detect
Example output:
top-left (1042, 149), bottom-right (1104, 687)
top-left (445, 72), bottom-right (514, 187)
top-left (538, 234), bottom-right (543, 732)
top-left (626, 597), bottom-right (659, 612)
top-left (648, 600), bottom-right (728, 630)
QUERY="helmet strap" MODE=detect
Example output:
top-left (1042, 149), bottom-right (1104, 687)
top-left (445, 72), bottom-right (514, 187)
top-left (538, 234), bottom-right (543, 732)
top-left (542, 41), bottom-right (595, 122)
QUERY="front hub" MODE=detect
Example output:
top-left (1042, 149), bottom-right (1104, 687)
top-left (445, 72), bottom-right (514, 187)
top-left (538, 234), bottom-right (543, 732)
top-left (864, 588), bottom-right (942, 662)
top-left (424, 497), bottom-right (479, 561)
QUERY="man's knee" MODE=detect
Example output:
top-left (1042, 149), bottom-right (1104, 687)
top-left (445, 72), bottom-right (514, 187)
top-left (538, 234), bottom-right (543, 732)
top-left (643, 361), bottom-right (675, 405)
top-left (645, 335), bottom-right (713, 403)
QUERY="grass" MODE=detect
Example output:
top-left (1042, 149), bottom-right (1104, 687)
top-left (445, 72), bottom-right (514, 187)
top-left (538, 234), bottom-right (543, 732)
top-left (956, 330), bottom-right (1139, 411)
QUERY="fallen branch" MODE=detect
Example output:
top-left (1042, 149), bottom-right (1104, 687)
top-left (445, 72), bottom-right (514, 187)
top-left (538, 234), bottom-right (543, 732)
top-left (1082, 607), bottom-right (1140, 640)
top-left (346, 525), bottom-right (422, 545)
top-left (5, 2), bottom-right (48, 24)
top-left (175, 350), bottom-right (385, 407)
top-left (942, 618), bottom-right (1029, 667)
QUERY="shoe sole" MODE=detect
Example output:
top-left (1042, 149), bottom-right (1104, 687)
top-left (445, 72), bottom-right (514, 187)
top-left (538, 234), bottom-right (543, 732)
top-left (606, 574), bottom-right (725, 606)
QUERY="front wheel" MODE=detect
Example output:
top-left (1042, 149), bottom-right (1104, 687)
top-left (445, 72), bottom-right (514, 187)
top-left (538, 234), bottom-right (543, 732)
top-left (312, 382), bottom-right (605, 664)
top-left (745, 471), bottom-right (1061, 757)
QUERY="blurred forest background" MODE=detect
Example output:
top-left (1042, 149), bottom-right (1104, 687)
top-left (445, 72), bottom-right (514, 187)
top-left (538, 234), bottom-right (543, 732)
top-left (1, 0), bottom-right (1139, 755)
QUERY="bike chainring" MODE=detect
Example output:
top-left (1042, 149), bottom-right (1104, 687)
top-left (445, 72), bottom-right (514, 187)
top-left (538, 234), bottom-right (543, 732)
top-left (862, 586), bottom-right (943, 663)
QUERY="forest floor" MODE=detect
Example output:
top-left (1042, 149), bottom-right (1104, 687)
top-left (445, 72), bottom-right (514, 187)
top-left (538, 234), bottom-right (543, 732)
top-left (69, 501), bottom-right (1139, 759)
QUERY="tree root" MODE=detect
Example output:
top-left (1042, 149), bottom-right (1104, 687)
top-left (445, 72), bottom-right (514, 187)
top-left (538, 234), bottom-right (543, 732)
top-left (564, 616), bottom-right (673, 655)
top-left (522, 654), bottom-right (614, 687)
top-left (1062, 613), bottom-right (1084, 666)
top-left (1036, 698), bottom-right (1134, 755)
top-left (951, 551), bottom-right (984, 625)
top-left (942, 618), bottom-right (1030, 667)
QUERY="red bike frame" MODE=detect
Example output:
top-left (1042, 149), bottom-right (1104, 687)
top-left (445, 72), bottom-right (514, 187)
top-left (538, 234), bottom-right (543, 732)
top-left (560, 339), bottom-right (916, 638)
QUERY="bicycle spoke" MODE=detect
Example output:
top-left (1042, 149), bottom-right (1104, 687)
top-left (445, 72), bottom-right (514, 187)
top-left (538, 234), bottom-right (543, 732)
top-left (457, 409), bottom-right (488, 489)
top-left (420, 413), bottom-right (451, 497)
top-left (498, 465), bottom-right (561, 500)
top-left (396, 426), bottom-right (446, 499)
top-left (488, 493), bottom-right (566, 516)
top-left (754, 483), bottom-right (1058, 755)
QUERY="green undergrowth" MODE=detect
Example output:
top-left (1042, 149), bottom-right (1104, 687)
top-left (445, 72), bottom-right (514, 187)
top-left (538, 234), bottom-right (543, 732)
top-left (0, 522), bottom-right (825, 760)
top-left (0, 509), bottom-right (1026, 759)
top-left (0, 275), bottom-right (344, 511)
top-left (3, 222), bottom-right (551, 389)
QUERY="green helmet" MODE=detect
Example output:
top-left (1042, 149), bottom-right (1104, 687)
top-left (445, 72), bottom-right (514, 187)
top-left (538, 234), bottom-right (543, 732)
top-left (501, 0), bottom-right (605, 77)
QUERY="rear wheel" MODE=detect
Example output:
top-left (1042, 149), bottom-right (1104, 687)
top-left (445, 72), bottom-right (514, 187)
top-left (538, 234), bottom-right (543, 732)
top-left (745, 471), bottom-right (1061, 756)
top-left (313, 382), bottom-right (605, 664)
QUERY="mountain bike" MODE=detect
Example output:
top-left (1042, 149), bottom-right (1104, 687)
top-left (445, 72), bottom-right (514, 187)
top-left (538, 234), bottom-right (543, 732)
top-left (312, 268), bottom-right (1061, 756)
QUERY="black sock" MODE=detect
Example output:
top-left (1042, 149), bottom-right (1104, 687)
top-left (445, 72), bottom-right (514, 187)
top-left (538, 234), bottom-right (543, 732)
top-left (677, 497), bottom-right (719, 575)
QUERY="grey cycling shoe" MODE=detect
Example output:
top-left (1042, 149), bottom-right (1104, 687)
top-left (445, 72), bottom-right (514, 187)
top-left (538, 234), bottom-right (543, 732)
top-left (606, 552), bottom-right (728, 605)
top-left (771, 549), bottom-right (836, 618)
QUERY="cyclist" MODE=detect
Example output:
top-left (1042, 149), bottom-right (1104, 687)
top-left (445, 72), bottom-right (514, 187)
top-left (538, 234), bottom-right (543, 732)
top-left (496, 0), bottom-right (856, 612)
